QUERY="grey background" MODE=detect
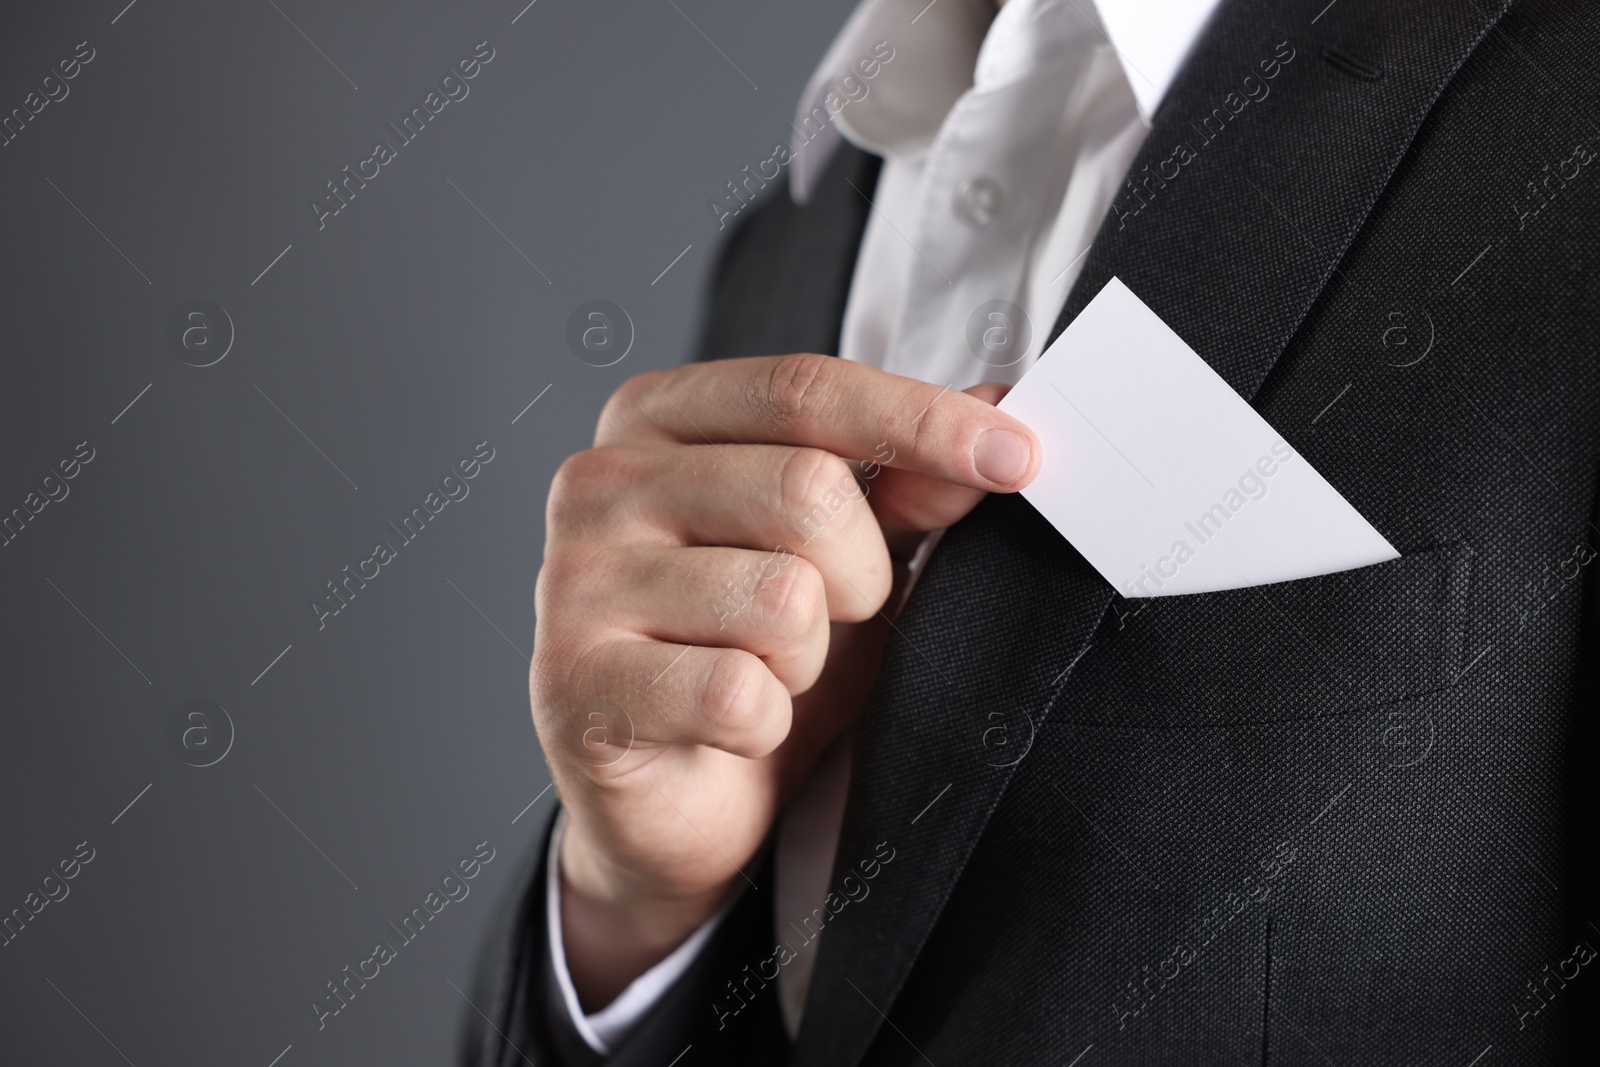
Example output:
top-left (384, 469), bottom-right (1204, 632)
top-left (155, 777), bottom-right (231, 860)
top-left (0, 0), bottom-right (853, 1062)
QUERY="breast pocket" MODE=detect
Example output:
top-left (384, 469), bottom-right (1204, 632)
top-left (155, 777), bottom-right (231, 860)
top-left (1050, 541), bottom-right (1475, 727)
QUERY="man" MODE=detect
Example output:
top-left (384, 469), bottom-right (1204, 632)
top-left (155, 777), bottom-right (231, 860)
top-left (463, 0), bottom-right (1600, 1062)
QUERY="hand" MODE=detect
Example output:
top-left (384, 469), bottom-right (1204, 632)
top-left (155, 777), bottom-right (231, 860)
top-left (530, 353), bottom-right (1040, 1009)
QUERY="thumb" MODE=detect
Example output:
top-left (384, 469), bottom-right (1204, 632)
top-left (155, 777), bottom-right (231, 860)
top-left (865, 383), bottom-right (1029, 554)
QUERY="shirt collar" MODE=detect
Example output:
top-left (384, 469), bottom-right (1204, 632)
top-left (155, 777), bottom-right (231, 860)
top-left (788, 0), bottom-right (1223, 203)
top-left (1096, 0), bottom-right (1225, 118)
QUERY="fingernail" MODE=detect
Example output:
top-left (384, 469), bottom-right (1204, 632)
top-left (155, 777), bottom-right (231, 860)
top-left (973, 428), bottom-right (1031, 486)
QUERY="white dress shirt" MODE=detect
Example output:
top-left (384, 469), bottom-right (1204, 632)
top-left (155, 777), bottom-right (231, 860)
top-left (550, 0), bottom-right (1222, 1051)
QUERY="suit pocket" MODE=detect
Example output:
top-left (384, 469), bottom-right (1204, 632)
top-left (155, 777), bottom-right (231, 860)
top-left (1049, 541), bottom-right (1474, 727)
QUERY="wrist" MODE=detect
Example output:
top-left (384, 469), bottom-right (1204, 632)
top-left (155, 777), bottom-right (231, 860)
top-left (558, 821), bottom-right (738, 1011)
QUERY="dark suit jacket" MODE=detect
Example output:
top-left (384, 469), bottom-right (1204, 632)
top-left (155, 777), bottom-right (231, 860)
top-left (463, 0), bottom-right (1600, 1062)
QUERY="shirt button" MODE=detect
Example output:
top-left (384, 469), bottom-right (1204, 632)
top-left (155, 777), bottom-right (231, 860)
top-left (955, 177), bottom-right (1004, 226)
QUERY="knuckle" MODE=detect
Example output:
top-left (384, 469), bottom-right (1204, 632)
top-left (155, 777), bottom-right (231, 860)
top-left (777, 447), bottom-right (831, 510)
top-left (885, 392), bottom-right (929, 467)
top-left (546, 452), bottom-right (594, 524)
top-left (880, 379), bottom-right (955, 471)
top-left (596, 368), bottom-right (671, 443)
top-left (528, 646), bottom-right (563, 717)
top-left (778, 448), bottom-right (853, 537)
top-left (759, 559), bottom-right (823, 638)
top-left (532, 560), bottom-right (559, 621)
top-left (528, 632), bottom-right (581, 722)
top-left (546, 448), bottom-right (631, 531)
top-left (533, 548), bottom-right (588, 619)
top-left (530, 637), bottom-right (616, 759)
top-left (529, 562), bottom-right (608, 710)
top-left (699, 649), bottom-right (774, 745)
top-left (761, 353), bottom-right (836, 433)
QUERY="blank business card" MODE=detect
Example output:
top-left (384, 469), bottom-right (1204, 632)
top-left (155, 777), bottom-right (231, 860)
top-left (997, 277), bottom-right (1397, 597)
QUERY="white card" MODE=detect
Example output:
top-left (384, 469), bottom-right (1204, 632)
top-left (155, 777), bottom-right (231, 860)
top-left (997, 277), bottom-right (1397, 597)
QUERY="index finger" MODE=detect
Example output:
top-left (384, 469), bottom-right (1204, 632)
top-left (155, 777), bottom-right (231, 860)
top-left (596, 353), bottom-right (1041, 491)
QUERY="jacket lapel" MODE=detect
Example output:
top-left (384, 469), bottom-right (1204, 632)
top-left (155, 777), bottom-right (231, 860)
top-left (791, 0), bottom-right (1510, 1064)
top-left (695, 146), bottom-right (882, 362)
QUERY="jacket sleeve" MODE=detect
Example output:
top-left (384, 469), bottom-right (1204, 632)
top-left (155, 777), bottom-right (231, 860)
top-left (457, 803), bottom-right (790, 1067)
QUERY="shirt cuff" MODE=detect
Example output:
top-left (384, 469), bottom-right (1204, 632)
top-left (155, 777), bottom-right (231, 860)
top-left (545, 810), bottom-right (739, 1055)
